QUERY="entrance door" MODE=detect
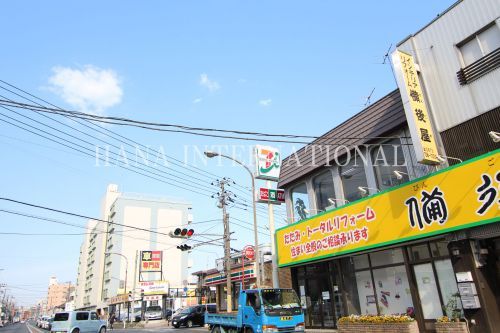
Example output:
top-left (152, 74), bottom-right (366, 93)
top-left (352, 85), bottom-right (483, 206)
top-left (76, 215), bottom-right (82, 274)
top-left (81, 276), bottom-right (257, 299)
top-left (305, 276), bottom-right (334, 328)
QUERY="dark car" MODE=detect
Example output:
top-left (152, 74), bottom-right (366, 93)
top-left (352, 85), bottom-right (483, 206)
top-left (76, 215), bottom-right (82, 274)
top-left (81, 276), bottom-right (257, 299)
top-left (171, 304), bottom-right (216, 328)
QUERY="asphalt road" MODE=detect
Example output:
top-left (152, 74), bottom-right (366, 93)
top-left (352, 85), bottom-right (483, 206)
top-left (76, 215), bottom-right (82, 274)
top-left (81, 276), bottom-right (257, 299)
top-left (0, 323), bottom-right (31, 333)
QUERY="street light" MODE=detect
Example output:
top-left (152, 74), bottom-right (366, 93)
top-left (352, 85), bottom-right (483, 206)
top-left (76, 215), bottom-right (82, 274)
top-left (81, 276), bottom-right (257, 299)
top-left (105, 252), bottom-right (129, 322)
top-left (204, 150), bottom-right (261, 288)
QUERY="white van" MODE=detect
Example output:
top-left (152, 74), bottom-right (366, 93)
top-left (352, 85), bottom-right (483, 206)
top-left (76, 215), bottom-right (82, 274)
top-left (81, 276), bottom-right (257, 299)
top-left (51, 311), bottom-right (106, 333)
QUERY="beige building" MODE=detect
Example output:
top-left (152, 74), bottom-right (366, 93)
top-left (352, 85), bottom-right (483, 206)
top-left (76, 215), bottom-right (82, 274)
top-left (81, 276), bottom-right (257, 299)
top-left (47, 277), bottom-right (72, 310)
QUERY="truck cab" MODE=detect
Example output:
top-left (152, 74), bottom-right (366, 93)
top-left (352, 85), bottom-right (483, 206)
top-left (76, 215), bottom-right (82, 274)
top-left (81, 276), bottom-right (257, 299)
top-left (206, 288), bottom-right (304, 333)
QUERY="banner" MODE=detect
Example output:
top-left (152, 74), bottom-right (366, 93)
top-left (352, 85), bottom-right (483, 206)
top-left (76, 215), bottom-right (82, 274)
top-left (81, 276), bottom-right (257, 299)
top-left (140, 250), bottom-right (162, 272)
top-left (392, 50), bottom-right (440, 164)
top-left (276, 150), bottom-right (500, 267)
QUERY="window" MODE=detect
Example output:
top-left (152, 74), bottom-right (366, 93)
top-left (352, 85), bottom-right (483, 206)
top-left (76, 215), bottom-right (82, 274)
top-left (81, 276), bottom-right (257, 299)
top-left (339, 156), bottom-right (368, 202)
top-left (371, 139), bottom-right (409, 190)
top-left (76, 312), bottom-right (89, 320)
top-left (90, 312), bottom-right (98, 320)
top-left (459, 23), bottom-right (500, 66)
top-left (291, 183), bottom-right (310, 221)
top-left (313, 171), bottom-right (336, 211)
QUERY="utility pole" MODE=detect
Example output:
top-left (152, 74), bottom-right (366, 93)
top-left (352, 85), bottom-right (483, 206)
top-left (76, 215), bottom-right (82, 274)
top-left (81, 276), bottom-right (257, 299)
top-left (213, 178), bottom-right (235, 313)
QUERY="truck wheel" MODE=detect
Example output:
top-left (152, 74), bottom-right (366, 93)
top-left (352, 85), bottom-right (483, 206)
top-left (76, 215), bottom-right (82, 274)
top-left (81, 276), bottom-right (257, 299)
top-left (212, 325), bottom-right (221, 333)
top-left (244, 327), bottom-right (254, 333)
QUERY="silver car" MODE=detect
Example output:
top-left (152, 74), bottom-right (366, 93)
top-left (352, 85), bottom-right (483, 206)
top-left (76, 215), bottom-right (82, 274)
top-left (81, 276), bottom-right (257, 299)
top-left (51, 311), bottom-right (106, 333)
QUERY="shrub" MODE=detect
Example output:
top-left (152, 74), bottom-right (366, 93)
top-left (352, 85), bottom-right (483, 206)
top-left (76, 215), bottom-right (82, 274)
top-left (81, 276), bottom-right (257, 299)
top-left (338, 314), bottom-right (415, 324)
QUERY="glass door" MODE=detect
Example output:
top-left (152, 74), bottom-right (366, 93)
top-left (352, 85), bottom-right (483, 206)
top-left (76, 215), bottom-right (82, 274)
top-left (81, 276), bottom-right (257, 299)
top-left (306, 275), bottom-right (335, 328)
top-left (413, 263), bottom-right (443, 319)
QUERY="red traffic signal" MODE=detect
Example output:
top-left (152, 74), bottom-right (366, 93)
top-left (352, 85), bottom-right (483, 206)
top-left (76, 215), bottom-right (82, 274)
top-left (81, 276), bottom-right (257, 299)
top-left (170, 228), bottom-right (194, 238)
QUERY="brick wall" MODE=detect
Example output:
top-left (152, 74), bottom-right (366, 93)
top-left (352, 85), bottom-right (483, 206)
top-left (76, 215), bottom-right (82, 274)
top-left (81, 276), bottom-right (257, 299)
top-left (278, 267), bottom-right (292, 288)
top-left (338, 321), bottom-right (419, 333)
top-left (435, 322), bottom-right (468, 333)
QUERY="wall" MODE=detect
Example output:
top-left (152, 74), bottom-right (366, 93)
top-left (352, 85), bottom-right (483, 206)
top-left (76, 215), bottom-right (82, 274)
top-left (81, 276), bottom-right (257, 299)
top-left (396, 0), bottom-right (500, 132)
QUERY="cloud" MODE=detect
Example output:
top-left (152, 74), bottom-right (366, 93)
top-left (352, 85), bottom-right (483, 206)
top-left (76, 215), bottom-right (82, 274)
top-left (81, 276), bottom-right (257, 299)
top-left (259, 98), bottom-right (272, 107)
top-left (192, 98), bottom-right (203, 104)
top-left (48, 65), bottom-right (123, 114)
top-left (199, 73), bottom-right (220, 92)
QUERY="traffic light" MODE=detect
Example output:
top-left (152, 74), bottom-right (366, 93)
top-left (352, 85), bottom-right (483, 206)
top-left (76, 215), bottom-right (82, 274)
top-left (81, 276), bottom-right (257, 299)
top-left (176, 244), bottom-right (192, 251)
top-left (170, 228), bottom-right (194, 238)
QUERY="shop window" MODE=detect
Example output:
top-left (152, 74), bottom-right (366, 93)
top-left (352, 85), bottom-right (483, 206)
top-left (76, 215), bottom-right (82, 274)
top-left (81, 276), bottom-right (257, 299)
top-left (408, 244), bottom-right (431, 261)
top-left (372, 265), bottom-right (413, 315)
top-left (313, 171), bottom-right (336, 211)
top-left (413, 263), bottom-right (443, 319)
top-left (430, 241), bottom-right (449, 257)
top-left (339, 156), bottom-right (368, 202)
top-left (352, 254), bottom-right (369, 270)
top-left (371, 139), bottom-right (409, 190)
top-left (370, 248), bottom-right (404, 266)
top-left (435, 259), bottom-right (462, 317)
top-left (355, 270), bottom-right (377, 315)
top-left (459, 23), bottom-right (500, 66)
top-left (291, 183), bottom-right (310, 221)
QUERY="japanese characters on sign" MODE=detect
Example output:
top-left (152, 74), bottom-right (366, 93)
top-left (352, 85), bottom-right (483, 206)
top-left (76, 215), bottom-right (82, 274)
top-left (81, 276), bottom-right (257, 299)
top-left (257, 187), bottom-right (285, 204)
top-left (276, 150), bottom-right (500, 267)
top-left (392, 50), bottom-right (440, 165)
top-left (140, 250), bottom-right (162, 272)
top-left (254, 145), bottom-right (281, 181)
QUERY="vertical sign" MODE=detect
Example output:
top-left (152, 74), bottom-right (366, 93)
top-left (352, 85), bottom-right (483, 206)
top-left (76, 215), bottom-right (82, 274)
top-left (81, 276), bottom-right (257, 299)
top-left (254, 145), bottom-right (281, 181)
top-left (392, 50), bottom-right (440, 165)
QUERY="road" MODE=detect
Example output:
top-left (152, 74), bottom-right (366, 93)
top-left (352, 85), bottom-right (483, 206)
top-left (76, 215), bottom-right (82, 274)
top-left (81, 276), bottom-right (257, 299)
top-left (0, 323), bottom-right (31, 333)
top-left (0, 322), bottom-right (208, 333)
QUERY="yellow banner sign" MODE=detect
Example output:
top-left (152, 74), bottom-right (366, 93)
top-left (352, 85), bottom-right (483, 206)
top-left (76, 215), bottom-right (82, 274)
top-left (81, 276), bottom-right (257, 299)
top-left (392, 50), bottom-right (439, 164)
top-left (276, 150), bottom-right (500, 267)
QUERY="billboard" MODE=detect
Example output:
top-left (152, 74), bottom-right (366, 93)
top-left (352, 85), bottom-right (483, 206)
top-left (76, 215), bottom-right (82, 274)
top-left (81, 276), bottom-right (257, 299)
top-left (392, 50), bottom-right (440, 165)
top-left (140, 250), bottom-right (162, 272)
top-left (276, 150), bottom-right (500, 267)
top-left (254, 145), bottom-right (281, 181)
top-left (139, 281), bottom-right (169, 295)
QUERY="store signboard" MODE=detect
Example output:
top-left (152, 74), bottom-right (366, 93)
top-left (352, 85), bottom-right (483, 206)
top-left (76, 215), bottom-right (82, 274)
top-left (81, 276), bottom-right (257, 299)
top-left (257, 187), bottom-right (285, 204)
top-left (276, 150), bottom-right (500, 267)
top-left (254, 145), bottom-right (281, 181)
top-left (392, 50), bottom-right (440, 165)
top-left (139, 280), bottom-right (169, 295)
top-left (140, 250), bottom-right (162, 272)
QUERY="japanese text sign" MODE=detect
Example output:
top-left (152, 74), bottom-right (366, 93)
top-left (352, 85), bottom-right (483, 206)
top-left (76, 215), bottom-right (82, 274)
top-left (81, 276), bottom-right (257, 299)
top-left (254, 145), bottom-right (281, 181)
top-left (140, 250), bottom-right (162, 272)
top-left (257, 187), bottom-right (285, 204)
top-left (276, 150), bottom-right (500, 267)
top-left (392, 50), bottom-right (440, 165)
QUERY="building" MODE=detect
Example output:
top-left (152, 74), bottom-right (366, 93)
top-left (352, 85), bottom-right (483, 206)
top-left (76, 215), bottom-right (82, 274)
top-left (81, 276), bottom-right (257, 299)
top-left (74, 184), bottom-right (192, 318)
top-left (276, 2), bottom-right (499, 333)
top-left (192, 244), bottom-right (293, 312)
top-left (46, 277), bottom-right (72, 312)
top-left (394, 0), bottom-right (499, 164)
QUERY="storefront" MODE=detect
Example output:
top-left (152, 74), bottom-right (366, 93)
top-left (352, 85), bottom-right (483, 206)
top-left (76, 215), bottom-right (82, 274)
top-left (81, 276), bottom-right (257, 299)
top-left (277, 150), bottom-right (500, 332)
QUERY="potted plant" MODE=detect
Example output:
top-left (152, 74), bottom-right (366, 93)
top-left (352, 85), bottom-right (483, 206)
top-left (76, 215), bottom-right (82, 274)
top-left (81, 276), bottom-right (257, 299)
top-left (337, 314), bottom-right (419, 333)
top-left (435, 293), bottom-right (468, 333)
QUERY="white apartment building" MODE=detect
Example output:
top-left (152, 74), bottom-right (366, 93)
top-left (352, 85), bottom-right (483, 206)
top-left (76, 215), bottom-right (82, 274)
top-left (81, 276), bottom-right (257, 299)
top-left (74, 184), bottom-right (192, 314)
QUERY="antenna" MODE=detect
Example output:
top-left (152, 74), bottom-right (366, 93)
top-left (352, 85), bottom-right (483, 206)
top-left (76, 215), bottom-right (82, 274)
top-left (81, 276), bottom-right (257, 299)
top-left (381, 44), bottom-right (393, 64)
top-left (364, 88), bottom-right (376, 107)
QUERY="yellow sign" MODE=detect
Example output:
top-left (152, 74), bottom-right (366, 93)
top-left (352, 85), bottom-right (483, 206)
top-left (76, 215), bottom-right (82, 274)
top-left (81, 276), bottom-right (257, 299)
top-left (392, 50), bottom-right (439, 164)
top-left (276, 150), bottom-right (500, 267)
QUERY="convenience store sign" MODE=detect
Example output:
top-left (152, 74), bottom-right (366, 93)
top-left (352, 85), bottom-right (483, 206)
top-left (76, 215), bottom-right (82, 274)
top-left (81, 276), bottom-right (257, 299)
top-left (276, 150), bottom-right (500, 267)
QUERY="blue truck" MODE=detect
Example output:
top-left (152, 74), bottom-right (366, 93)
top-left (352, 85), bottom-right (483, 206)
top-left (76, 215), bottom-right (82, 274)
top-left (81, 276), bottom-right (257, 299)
top-left (205, 288), bottom-right (304, 333)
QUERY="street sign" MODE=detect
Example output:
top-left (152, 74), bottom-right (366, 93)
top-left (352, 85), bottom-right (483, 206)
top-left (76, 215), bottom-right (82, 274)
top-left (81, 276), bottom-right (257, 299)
top-left (243, 245), bottom-right (255, 260)
top-left (257, 187), bottom-right (285, 204)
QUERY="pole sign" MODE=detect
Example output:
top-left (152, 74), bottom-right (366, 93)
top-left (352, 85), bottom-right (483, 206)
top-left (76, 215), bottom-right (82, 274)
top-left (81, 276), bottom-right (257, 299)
top-left (254, 145), bottom-right (281, 181)
top-left (392, 50), bottom-right (440, 165)
top-left (276, 150), bottom-right (500, 267)
top-left (140, 250), bottom-right (162, 272)
top-left (243, 245), bottom-right (255, 260)
top-left (257, 187), bottom-right (285, 204)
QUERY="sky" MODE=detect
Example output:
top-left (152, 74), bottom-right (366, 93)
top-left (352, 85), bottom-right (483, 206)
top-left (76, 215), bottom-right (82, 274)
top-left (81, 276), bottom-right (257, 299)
top-left (0, 0), bottom-right (454, 306)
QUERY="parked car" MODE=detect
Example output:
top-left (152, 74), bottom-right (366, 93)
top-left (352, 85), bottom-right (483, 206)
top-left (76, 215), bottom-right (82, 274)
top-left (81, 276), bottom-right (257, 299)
top-left (144, 306), bottom-right (162, 320)
top-left (43, 318), bottom-right (54, 330)
top-left (50, 311), bottom-right (107, 333)
top-left (38, 316), bottom-right (51, 328)
top-left (171, 304), bottom-right (216, 328)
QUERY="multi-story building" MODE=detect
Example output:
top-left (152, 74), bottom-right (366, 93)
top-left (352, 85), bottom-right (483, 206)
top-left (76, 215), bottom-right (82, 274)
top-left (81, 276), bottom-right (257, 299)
top-left (46, 277), bottom-right (72, 312)
top-left (74, 184), bottom-right (192, 317)
top-left (275, 1), bottom-right (499, 332)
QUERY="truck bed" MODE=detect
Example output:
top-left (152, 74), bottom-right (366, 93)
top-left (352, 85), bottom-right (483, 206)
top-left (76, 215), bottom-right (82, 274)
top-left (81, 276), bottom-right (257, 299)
top-left (205, 312), bottom-right (241, 328)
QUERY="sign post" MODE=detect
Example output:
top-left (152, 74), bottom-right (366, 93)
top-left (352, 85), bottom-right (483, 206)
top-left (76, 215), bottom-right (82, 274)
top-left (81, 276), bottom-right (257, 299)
top-left (242, 245), bottom-right (255, 290)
